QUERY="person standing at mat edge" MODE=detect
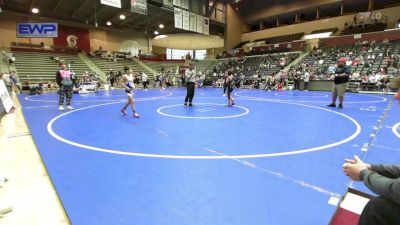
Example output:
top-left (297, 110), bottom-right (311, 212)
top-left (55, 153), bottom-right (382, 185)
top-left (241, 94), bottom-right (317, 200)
top-left (184, 65), bottom-right (196, 107)
top-left (327, 57), bottom-right (350, 109)
top-left (343, 155), bottom-right (400, 225)
top-left (226, 70), bottom-right (235, 106)
top-left (56, 62), bottom-right (74, 111)
top-left (121, 69), bottom-right (140, 118)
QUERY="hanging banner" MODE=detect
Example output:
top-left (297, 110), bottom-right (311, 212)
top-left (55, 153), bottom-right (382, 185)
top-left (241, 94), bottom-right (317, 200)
top-left (182, 10), bottom-right (190, 30)
top-left (174, 8), bottom-right (183, 29)
top-left (181, 0), bottom-right (189, 9)
top-left (131, 0), bottom-right (147, 15)
top-left (101, 0), bottom-right (121, 8)
top-left (203, 17), bottom-right (209, 35)
top-left (17, 23), bottom-right (58, 38)
top-left (163, 0), bottom-right (173, 7)
top-left (196, 15), bottom-right (203, 34)
top-left (173, 0), bottom-right (181, 7)
top-left (189, 12), bottom-right (197, 32)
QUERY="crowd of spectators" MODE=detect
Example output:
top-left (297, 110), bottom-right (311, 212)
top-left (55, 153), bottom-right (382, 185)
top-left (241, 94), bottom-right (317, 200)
top-left (287, 39), bottom-right (398, 92)
top-left (87, 46), bottom-right (137, 61)
top-left (199, 53), bottom-right (300, 89)
top-left (342, 14), bottom-right (388, 35)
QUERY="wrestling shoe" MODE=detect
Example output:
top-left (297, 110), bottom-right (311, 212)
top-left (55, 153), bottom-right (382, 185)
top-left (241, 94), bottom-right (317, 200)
top-left (121, 109), bottom-right (128, 115)
top-left (327, 103), bottom-right (336, 107)
top-left (66, 105), bottom-right (74, 110)
top-left (58, 105), bottom-right (65, 111)
top-left (338, 104), bottom-right (343, 109)
top-left (133, 112), bottom-right (140, 118)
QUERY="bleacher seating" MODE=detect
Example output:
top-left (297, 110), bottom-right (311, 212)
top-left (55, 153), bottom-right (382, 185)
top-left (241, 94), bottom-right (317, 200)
top-left (242, 53), bottom-right (300, 77)
top-left (90, 57), bottom-right (151, 80)
top-left (287, 40), bottom-right (399, 91)
top-left (386, 41), bottom-right (400, 78)
top-left (310, 28), bottom-right (338, 34)
top-left (194, 59), bottom-right (222, 74)
top-left (195, 52), bottom-right (300, 88)
top-left (255, 33), bottom-right (304, 44)
top-left (141, 60), bottom-right (184, 74)
top-left (341, 23), bottom-right (387, 35)
top-left (13, 52), bottom-right (91, 83)
top-left (11, 42), bottom-right (78, 54)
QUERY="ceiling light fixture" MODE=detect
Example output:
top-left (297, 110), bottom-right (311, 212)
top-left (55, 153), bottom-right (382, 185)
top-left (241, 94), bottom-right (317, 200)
top-left (106, 21), bottom-right (112, 26)
top-left (32, 8), bottom-right (39, 14)
top-left (159, 24), bottom-right (164, 29)
top-left (154, 31), bottom-right (159, 35)
top-left (120, 14), bottom-right (126, 20)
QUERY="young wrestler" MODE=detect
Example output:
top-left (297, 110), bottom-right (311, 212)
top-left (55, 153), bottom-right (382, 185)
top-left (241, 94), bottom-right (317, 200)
top-left (121, 69), bottom-right (140, 118)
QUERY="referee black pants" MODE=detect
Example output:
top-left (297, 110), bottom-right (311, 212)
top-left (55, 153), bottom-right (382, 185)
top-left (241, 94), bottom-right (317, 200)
top-left (185, 82), bottom-right (195, 103)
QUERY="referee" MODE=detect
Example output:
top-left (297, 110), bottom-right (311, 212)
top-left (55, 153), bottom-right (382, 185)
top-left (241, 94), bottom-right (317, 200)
top-left (327, 57), bottom-right (350, 109)
top-left (184, 65), bottom-right (196, 107)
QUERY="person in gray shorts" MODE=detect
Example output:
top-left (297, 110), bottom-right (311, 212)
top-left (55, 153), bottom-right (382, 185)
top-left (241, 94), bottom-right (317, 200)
top-left (327, 57), bottom-right (350, 109)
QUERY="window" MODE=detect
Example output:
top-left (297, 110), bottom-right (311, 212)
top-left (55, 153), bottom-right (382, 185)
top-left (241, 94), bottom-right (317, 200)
top-left (194, 50), bottom-right (207, 59)
top-left (167, 49), bottom-right (192, 60)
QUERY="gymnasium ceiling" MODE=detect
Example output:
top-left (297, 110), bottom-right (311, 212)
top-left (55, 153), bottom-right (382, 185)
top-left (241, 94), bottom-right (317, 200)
top-left (1, 0), bottom-right (399, 34)
top-left (0, 0), bottom-right (221, 35)
top-left (230, 0), bottom-right (400, 28)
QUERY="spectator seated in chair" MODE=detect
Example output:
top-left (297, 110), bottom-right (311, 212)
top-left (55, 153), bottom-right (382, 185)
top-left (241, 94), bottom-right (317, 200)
top-left (29, 83), bottom-right (43, 95)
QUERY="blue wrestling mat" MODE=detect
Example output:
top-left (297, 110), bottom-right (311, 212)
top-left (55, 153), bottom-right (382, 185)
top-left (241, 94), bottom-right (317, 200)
top-left (18, 88), bottom-right (400, 225)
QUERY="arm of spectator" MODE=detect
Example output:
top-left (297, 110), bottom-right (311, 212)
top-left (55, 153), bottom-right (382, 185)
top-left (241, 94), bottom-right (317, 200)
top-left (370, 164), bottom-right (400, 178)
top-left (344, 156), bottom-right (400, 205)
top-left (360, 168), bottom-right (400, 206)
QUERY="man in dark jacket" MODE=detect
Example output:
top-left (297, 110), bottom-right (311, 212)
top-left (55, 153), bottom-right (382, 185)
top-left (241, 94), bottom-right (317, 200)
top-left (343, 155), bottom-right (400, 225)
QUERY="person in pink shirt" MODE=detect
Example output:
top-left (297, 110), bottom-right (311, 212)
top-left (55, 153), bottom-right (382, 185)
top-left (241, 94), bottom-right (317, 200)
top-left (56, 62), bottom-right (74, 111)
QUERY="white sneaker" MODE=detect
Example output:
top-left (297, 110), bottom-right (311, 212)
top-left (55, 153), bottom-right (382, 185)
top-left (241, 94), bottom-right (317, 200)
top-left (58, 105), bottom-right (65, 111)
top-left (66, 105), bottom-right (74, 110)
